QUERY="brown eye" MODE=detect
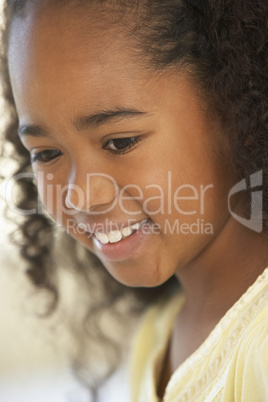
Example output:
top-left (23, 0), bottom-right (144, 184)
top-left (105, 137), bottom-right (140, 154)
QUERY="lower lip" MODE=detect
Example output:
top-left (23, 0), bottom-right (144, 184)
top-left (92, 221), bottom-right (153, 261)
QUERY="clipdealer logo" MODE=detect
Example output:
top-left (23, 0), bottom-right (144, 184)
top-left (228, 170), bottom-right (263, 233)
top-left (4, 170), bottom-right (264, 233)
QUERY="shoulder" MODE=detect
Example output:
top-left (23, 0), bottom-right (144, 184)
top-left (233, 303), bottom-right (268, 400)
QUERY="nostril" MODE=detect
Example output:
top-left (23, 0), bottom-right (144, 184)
top-left (64, 173), bottom-right (118, 212)
top-left (65, 183), bottom-right (85, 210)
top-left (65, 195), bottom-right (75, 209)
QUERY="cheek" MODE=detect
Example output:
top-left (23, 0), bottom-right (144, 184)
top-left (131, 162), bottom-right (213, 222)
top-left (36, 175), bottom-right (67, 224)
top-left (133, 154), bottom-right (231, 250)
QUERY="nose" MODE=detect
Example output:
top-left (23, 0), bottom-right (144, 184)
top-left (65, 171), bottom-right (119, 213)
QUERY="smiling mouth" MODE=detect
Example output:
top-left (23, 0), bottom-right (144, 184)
top-left (93, 218), bottom-right (150, 245)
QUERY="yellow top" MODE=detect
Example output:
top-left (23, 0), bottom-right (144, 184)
top-left (129, 267), bottom-right (268, 401)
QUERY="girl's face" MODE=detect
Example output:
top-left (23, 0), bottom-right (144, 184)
top-left (8, 2), bottom-right (236, 287)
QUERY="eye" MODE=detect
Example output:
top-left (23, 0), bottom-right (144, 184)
top-left (31, 149), bottom-right (63, 164)
top-left (104, 136), bottom-right (141, 154)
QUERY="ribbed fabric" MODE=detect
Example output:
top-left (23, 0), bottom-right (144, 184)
top-left (129, 267), bottom-right (268, 402)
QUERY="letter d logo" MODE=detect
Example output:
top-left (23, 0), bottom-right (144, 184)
top-left (228, 170), bottom-right (263, 233)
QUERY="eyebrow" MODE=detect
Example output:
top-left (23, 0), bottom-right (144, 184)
top-left (73, 107), bottom-right (147, 130)
top-left (18, 107), bottom-right (147, 138)
top-left (18, 124), bottom-right (50, 138)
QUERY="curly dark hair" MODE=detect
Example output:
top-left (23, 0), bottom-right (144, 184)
top-left (1, 0), bottom-right (268, 398)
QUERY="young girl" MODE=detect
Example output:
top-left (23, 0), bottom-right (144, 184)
top-left (1, 0), bottom-right (268, 400)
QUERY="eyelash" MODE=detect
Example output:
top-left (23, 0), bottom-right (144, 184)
top-left (31, 149), bottom-right (63, 164)
top-left (104, 136), bottom-right (141, 154)
top-left (31, 136), bottom-right (141, 164)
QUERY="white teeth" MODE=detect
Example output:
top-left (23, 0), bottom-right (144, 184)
top-left (94, 232), bottom-right (101, 241)
top-left (94, 219), bottom-right (148, 245)
top-left (95, 232), bottom-right (109, 244)
top-left (131, 223), bottom-right (140, 231)
top-left (108, 230), bottom-right (122, 244)
top-left (122, 226), bottom-right (132, 237)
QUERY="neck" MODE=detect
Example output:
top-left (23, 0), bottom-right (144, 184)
top-left (175, 216), bottom-right (268, 324)
top-left (167, 217), bottom-right (268, 376)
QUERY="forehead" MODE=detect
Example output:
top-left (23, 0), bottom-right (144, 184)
top-left (8, 1), bottom-right (149, 120)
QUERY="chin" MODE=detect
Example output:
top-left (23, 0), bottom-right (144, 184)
top-left (105, 265), bottom-right (170, 289)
